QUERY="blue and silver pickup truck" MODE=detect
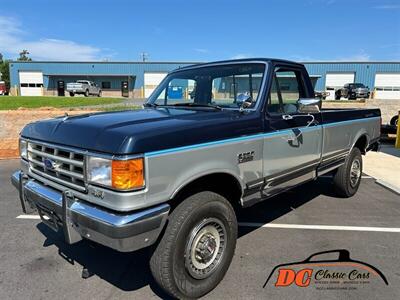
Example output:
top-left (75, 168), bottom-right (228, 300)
top-left (11, 58), bottom-right (380, 299)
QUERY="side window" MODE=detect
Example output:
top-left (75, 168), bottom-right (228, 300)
top-left (155, 78), bottom-right (196, 105)
top-left (267, 67), bottom-right (306, 114)
top-left (211, 73), bottom-right (263, 106)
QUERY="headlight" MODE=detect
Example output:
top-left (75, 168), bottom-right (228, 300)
top-left (19, 139), bottom-right (27, 159)
top-left (87, 157), bottom-right (112, 186)
top-left (87, 156), bottom-right (144, 191)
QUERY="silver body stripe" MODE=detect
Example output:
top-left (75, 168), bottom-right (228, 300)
top-left (135, 116), bottom-right (380, 210)
top-left (28, 116), bottom-right (378, 211)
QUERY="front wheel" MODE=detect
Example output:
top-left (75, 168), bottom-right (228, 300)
top-left (332, 147), bottom-right (362, 197)
top-left (84, 89), bottom-right (89, 97)
top-left (150, 191), bottom-right (237, 299)
top-left (98, 90), bottom-right (102, 97)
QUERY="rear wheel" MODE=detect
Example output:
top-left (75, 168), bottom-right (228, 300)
top-left (150, 191), bottom-right (237, 299)
top-left (98, 90), bottom-right (102, 97)
top-left (69, 92), bottom-right (75, 97)
top-left (332, 147), bottom-right (362, 197)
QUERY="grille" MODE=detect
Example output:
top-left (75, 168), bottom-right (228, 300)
top-left (27, 141), bottom-right (86, 192)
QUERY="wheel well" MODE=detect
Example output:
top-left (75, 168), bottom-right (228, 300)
top-left (170, 173), bottom-right (243, 210)
top-left (353, 135), bottom-right (368, 154)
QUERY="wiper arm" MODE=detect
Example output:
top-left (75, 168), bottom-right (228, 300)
top-left (143, 102), bottom-right (158, 108)
top-left (172, 103), bottom-right (223, 110)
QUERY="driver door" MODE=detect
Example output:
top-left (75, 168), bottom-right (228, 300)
top-left (262, 66), bottom-right (322, 197)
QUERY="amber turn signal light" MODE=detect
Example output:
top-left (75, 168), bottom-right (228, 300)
top-left (111, 158), bottom-right (144, 190)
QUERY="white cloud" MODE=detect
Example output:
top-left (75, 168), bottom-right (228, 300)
top-left (373, 4), bottom-right (400, 9)
top-left (194, 48), bottom-right (209, 54)
top-left (335, 50), bottom-right (370, 61)
top-left (288, 49), bottom-right (370, 62)
top-left (0, 16), bottom-right (109, 61)
top-left (230, 53), bottom-right (251, 59)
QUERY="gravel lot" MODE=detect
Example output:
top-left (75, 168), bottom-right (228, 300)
top-left (1, 159), bottom-right (399, 299)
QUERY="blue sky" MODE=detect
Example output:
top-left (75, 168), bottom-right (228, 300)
top-left (0, 0), bottom-right (399, 62)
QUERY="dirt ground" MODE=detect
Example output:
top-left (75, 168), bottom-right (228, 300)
top-left (0, 108), bottom-right (96, 159)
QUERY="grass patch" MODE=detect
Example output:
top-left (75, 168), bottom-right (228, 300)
top-left (0, 96), bottom-right (124, 110)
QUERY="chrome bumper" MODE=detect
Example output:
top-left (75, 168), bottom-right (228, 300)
top-left (11, 170), bottom-right (170, 252)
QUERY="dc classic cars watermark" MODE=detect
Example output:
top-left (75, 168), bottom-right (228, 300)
top-left (263, 249), bottom-right (388, 290)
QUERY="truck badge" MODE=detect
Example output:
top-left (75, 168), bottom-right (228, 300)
top-left (238, 151), bottom-right (255, 163)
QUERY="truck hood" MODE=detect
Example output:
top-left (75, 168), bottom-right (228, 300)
top-left (21, 108), bottom-right (261, 155)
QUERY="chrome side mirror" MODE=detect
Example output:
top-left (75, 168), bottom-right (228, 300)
top-left (238, 93), bottom-right (253, 111)
top-left (297, 98), bottom-right (321, 113)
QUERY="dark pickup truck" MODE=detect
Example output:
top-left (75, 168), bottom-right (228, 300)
top-left (335, 83), bottom-right (370, 100)
top-left (11, 58), bottom-right (380, 299)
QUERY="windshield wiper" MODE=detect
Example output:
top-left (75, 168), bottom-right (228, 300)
top-left (171, 103), bottom-right (223, 110)
top-left (143, 102), bottom-right (158, 108)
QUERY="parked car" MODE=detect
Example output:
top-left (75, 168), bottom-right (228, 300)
top-left (11, 58), bottom-right (381, 299)
top-left (315, 90), bottom-right (329, 100)
top-left (66, 80), bottom-right (102, 97)
top-left (0, 81), bottom-right (7, 95)
top-left (335, 83), bottom-right (370, 100)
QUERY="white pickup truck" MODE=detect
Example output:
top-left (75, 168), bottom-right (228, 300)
top-left (66, 80), bottom-right (102, 97)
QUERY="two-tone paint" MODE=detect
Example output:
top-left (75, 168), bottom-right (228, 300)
top-left (18, 59), bottom-right (381, 213)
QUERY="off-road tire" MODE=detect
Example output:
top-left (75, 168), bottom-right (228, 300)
top-left (150, 191), bottom-right (237, 299)
top-left (333, 147), bottom-right (362, 197)
top-left (69, 92), bottom-right (75, 97)
top-left (84, 89), bottom-right (89, 97)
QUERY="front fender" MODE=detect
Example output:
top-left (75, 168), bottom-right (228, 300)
top-left (169, 162), bottom-right (246, 199)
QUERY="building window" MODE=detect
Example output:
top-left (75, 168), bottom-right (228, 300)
top-left (102, 81), bottom-right (111, 89)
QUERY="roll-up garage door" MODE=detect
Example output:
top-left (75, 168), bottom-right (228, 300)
top-left (374, 73), bottom-right (400, 99)
top-left (325, 73), bottom-right (355, 100)
top-left (19, 71), bottom-right (44, 96)
top-left (144, 72), bottom-right (167, 98)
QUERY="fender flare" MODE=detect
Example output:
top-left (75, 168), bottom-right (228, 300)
top-left (170, 168), bottom-right (245, 200)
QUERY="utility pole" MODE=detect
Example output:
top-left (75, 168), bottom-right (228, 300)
top-left (140, 52), bottom-right (149, 62)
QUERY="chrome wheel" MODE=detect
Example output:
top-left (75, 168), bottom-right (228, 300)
top-left (350, 158), bottom-right (361, 187)
top-left (185, 218), bottom-right (226, 279)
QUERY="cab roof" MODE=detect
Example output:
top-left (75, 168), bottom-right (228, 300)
top-left (176, 58), bottom-right (304, 71)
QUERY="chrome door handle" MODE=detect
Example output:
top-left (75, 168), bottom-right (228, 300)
top-left (282, 114), bottom-right (294, 120)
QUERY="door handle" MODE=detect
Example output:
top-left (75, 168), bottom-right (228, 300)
top-left (282, 114), bottom-right (294, 120)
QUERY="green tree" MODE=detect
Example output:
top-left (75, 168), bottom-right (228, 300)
top-left (18, 50), bottom-right (32, 61)
top-left (0, 57), bottom-right (11, 90)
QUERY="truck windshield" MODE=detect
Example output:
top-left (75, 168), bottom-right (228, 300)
top-left (146, 63), bottom-right (266, 109)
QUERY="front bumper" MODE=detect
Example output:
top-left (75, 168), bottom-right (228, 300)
top-left (11, 170), bottom-right (169, 252)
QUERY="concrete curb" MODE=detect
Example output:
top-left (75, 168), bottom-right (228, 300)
top-left (376, 179), bottom-right (400, 196)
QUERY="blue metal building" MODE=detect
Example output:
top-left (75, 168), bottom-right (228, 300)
top-left (9, 60), bottom-right (400, 99)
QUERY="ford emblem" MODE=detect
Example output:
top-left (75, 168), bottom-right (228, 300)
top-left (43, 158), bottom-right (57, 170)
